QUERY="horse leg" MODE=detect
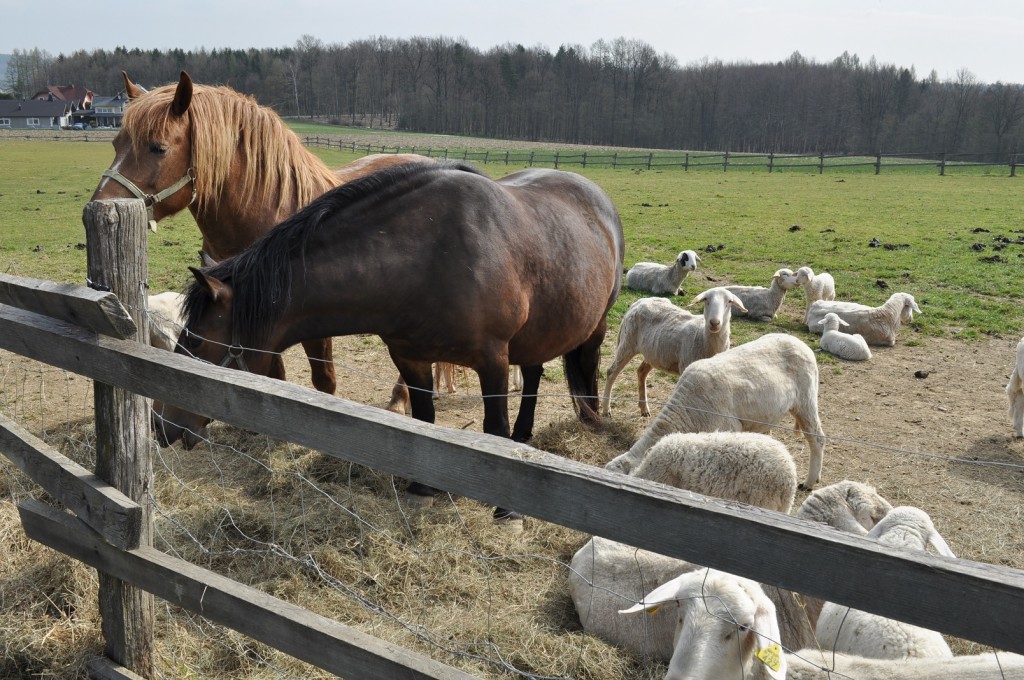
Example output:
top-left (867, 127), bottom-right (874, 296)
top-left (511, 364), bottom-right (544, 443)
top-left (391, 359), bottom-right (438, 505)
top-left (563, 321), bottom-right (607, 427)
top-left (301, 337), bottom-right (337, 395)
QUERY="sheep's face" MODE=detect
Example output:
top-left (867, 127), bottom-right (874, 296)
top-left (677, 250), bottom-right (701, 272)
top-left (818, 312), bottom-right (848, 333)
top-left (774, 269), bottom-right (799, 289)
top-left (900, 294), bottom-right (922, 323)
top-left (795, 267), bottom-right (814, 286)
top-left (691, 287), bottom-right (746, 333)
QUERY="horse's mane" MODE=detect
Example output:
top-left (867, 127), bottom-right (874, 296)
top-left (183, 161), bottom-right (486, 348)
top-left (122, 82), bottom-right (340, 215)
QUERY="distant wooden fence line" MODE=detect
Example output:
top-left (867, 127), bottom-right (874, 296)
top-left (303, 136), bottom-right (1023, 176)
top-left (0, 198), bottom-right (1022, 678)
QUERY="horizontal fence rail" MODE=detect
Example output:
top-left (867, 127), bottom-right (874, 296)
top-left (301, 136), bottom-right (1023, 176)
top-left (0, 296), bottom-right (1023, 657)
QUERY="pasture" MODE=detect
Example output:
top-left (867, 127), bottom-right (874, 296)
top-left (0, 134), bottom-right (1023, 678)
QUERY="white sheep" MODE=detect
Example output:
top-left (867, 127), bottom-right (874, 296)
top-left (624, 250), bottom-right (701, 295)
top-left (621, 569), bottom-right (1024, 680)
top-left (785, 649), bottom-right (1024, 679)
top-left (724, 268), bottom-right (800, 322)
top-left (619, 569), bottom-right (789, 680)
top-left (796, 480), bottom-right (893, 536)
top-left (807, 292), bottom-right (921, 347)
top-left (795, 266), bottom-right (836, 322)
top-left (147, 291), bottom-right (186, 351)
top-left (1006, 337), bottom-right (1024, 438)
top-left (815, 506), bottom-right (956, 660)
top-left (817, 312), bottom-right (872, 361)
top-left (606, 333), bottom-right (826, 491)
top-left (630, 432), bottom-right (798, 514)
top-left (600, 287), bottom-right (747, 417)
top-left (571, 430), bottom-right (815, 659)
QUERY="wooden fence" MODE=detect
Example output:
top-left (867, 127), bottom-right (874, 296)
top-left (302, 137), bottom-right (1023, 176)
top-left (0, 199), bottom-right (1022, 678)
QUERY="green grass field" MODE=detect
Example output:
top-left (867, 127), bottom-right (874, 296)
top-left (2, 136), bottom-right (1022, 343)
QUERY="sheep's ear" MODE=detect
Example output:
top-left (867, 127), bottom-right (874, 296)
top-left (694, 252), bottom-right (702, 263)
top-left (909, 298), bottom-right (922, 313)
top-left (929, 531), bottom-right (957, 559)
top-left (838, 317), bottom-right (850, 327)
top-left (688, 291), bottom-right (708, 307)
top-left (618, 572), bottom-right (691, 615)
top-left (729, 293), bottom-right (747, 312)
top-left (751, 596), bottom-right (786, 679)
top-left (817, 318), bottom-right (826, 326)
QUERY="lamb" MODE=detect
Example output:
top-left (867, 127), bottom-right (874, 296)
top-left (600, 287), bottom-right (747, 417)
top-left (796, 480), bottom-right (893, 536)
top-left (817, 312), bottom-right (872, 361)
top-left (621, 569), bottom-right (1024, 680)
top-left (815, 506), bottom-right (956, 660)
top-left (785, 649), bottom-right (1024, 679)
top-left (1006, 337), bottom-right (1024, 438)
top-left (147, 291), bottom-right (186, 352)
top-left (619, 569), bottom-right (789, 680)
top-left (630, 432), bottom-right (798, 514)
top-left (570, 431), bottom-right (816, 659)
top-left (606, 333), bottom-right (826, 491)
top-left (806, 292), bottom-right (921, 347)
top-left (795, 266), bottom-right (836, 322)
top-left (624, 250), bottom-right (701, 295)
top-left (724, 268), bottom-right (800, 321)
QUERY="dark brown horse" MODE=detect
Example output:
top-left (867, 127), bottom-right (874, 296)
top-left (90, 70), bottom-right (427, 395)
top-left (154, 161), bottom-right (625, 519)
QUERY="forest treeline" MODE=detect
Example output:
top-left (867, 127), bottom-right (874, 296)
top-left (4, 36), bottom-right (1024, 158)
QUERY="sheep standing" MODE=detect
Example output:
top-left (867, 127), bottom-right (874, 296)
top-left (630, 432), bottom-right (798, 514)
top-left (600, 287), bottom-right (747, 417)
top-left (147, 291), bottom-right (186, 351)
top-left (1006, 337), bottom-right (1024, 438)
top-left (815, 507), bottom-right (956, 660)
top-left (624, 250), bottom-right (701, 295)
top-left (606, 333), bottom-right (826, 491)
top-left (795, 266), bottom-right (836, 322)
top-left (796, 480), bottom-right (893, 535)
top-left (807, 292), bottom-right (921, 346)
top-left (817, 312), bottom-right (872, 361)
top-left (724, 268), bottom-right (799, 321)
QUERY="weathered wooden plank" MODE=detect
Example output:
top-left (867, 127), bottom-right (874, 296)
top-left (0, 411), bottom-right (141, 549)
top-left (1, 304), bottom-right (1023, 652)
top-left (86, 657), bottom-right (148, 680)
top-left (20, 500), bottom-right (480, 680)
top-left (0, 272), bottom-right (135, 339)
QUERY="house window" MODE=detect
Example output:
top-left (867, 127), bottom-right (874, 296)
top-left (0, 118), bottom-right (9, 127)
top-left (27, 118), bottom-right (40, 127)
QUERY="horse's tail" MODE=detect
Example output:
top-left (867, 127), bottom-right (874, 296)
top-left (562, 344), bottom-right (603, 428)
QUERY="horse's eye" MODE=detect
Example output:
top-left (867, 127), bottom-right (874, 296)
top-left (149, 142), bottom-right (167, 155)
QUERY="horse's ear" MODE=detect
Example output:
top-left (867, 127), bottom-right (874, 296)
top-left (170, 71), bottom-right (193, 118)
top-left (198, 250), bottom-right (219, 267)
top-left (123, 71), bottom-right (144, 100)
top-left (189, 266), bottom-right (229, 302)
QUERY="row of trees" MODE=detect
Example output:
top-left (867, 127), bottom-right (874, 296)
top-left (5, 37), bottom-right (1023, 158)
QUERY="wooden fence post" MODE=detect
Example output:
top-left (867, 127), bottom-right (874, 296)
top-left (582, 152), bottom-right (587, 169)
top-left (555, 151), bottom-right (561, 169)
top-left (529, 151), bottom-right (534, 167)
top-left (875, 152), bottom-right (882, 175)
top-left (723, 151), bottom-right (729, 172)
top-left (940, 152), bottom-right (947, 176)
top-left (82, 198), bottom-right (155, 679)
top-left (684, 152), bottom-right (689, 171)
top-left (1012, 155), bottom-right (1018, 178)
top-left (819, 152), bottom-right (825, 175)
top-left (768, 151), bottom-right (774, 173)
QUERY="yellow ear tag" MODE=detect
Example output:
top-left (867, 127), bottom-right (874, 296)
top-left (755, 644), bottom-right (781, 672)
top-left (645, 606), bottom-right (661, 615)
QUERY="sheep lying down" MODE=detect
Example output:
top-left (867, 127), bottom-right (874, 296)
top-left (807, 292), bottom-right (921, 347)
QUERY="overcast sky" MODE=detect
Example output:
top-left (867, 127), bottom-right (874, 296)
top-left (3, 0), bottom-right (1023, 85)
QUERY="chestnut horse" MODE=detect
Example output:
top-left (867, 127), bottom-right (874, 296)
top-left (90, 70), bottom-right (426, 396)
top-left (155, 161), bottom-right (625, 520)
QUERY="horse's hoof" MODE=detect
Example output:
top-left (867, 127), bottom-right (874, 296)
top-left (405, 493), bottom-right (435, 511)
